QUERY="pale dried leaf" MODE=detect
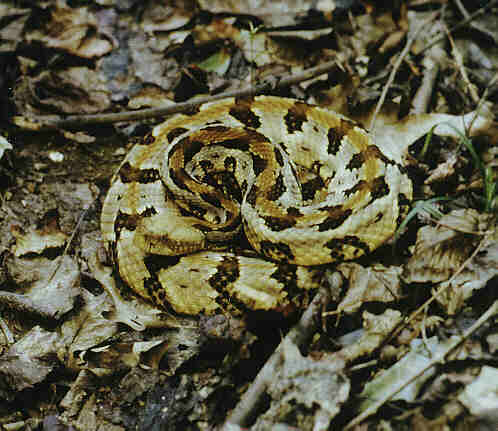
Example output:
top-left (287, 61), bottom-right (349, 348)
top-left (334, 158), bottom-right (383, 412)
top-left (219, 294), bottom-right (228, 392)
top-left (0, 5), bottom-right (29, 48)
top-left (62, 130), bottom-right (96, 144)
top-left (5, 255), bottom-right (80, 317)
top-left (128, 34), bottom-right (181, 90)
top-left (60, 289), bottom-right (118, 372)
top-left (0, 326), bottom-right (61, 400)
top-left (253, 338), bottom-right (349, 430)
top-left (403, 209), bottom-right (495, 283)
top-left (25, 3), bottom-right (113, 58)
top-left (336, 263), bottom-right (402, 315)
top-left (12, 224), bottom-right (67, 257)
top-left (340, 309), bottom-right (402, 362)
top-left (370, 110), bottom-right (494, 162)
top-left (360, 336), bottom-right (469, 410)
top-left (25, 67), bottom-right (111, 115)
top-left (458, 366), bottom-right (498, 423)
top-left (0, 136), bottom-right (12, 160)
top-left (128, 87), bottom-right (174, 109)
top-left (403, 210), bottom-right (497, 313)
top-left (424, 152), bottom-right (458, 184)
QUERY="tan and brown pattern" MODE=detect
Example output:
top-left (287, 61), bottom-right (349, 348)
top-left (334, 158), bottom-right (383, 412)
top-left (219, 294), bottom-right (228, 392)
top-left (101, 96), bottom-right (412, 316)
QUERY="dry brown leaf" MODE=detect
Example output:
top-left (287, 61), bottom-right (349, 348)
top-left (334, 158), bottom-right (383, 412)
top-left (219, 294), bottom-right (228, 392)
top-left (369, 109), bottom-right (494, 162)
top-left (424, 152), bottom-right (458, 184)
top-left (25, 1), bottom-right (113, 58)
top-left (5, 254), bottom-right (80, 318)
top-left (403, 209), bottom-right (497, 314)
top-left (12, 224), bottom-right (67, 257)
top-left (59, 289), bottom-right (118, 372)
top-left (0, 326), bottom-right (62, 400)
top-left (252, 338), bottom-right (350, 430)
top-left (0, 5), bottom-right (29, 49)
top-left (20, 67), bottom-right (111, 115)
top-left (339, 309), bottom-right (402, 362)
top-left (335, 263), bottom-right (402, 315)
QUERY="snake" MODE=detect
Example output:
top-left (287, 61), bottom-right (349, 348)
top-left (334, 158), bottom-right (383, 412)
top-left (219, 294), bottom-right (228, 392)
top-left (101, 96), bottom-right (412, 316)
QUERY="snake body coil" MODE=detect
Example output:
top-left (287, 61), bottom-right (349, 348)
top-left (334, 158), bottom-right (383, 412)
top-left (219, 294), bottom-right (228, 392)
top-left (101, 96), bottom-right (412, 315)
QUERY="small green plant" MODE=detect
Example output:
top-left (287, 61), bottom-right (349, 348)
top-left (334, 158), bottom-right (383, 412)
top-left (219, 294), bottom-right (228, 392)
top-left (394, 196), bottom-right (452, 245)
top-left (418, 123), bottom-right (496, 212)
top-left (394, 122), bottom-right (496, 253)
top-left (443, 123), bottom-right (496, 212)
top-left (247, 20), bottom-right (264, 86)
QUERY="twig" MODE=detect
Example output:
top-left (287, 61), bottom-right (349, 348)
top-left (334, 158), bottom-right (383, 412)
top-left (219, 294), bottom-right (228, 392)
top-left (369, 11), bottom-right (439, 131)
top-left (344, 299), bottom-right (498, 429)
top-left (0, 317), bottom-right (14, 344)
top-left (388, 231), bottom-right (490, 348)
top-left (409, 19), bottom-right (445, 115)
top-left (46, 203), bottom-right (93, 286)
top-left (468, 71), bottom-right (498, 133)
top-left (221, 273), bottom-right (340, 429)
top-left (13, 60), bottom-right (340, 132)
top-left (417, 0), bottom-right (498, 55)
top-left (445, 23), bottom-right (480, 103)
top-left (452, 0), bottom-right (497, 43)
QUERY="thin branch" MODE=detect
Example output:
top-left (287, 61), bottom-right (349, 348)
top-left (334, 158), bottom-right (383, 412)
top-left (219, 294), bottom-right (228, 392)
top-left (221, 273), bottom-right (340, 429)
top-left (369, 11), bottom-right (439, 131)
top-left (409, 19), bottom-right (445, 115)
top-left (13, 60), bottom-right (340, 132)
top-left (417, 0), bottom-right (498, 55)
top-left (387, 232), bottom-right (490, 348)
top-left (344, 299), bottom-right (498, 429)
top-left (445, 23), bottom-right (480, 104)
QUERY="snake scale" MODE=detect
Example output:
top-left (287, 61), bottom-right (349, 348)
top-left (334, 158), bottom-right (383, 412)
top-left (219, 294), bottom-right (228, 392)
top-left (101, 96), bottom-right (412, 316)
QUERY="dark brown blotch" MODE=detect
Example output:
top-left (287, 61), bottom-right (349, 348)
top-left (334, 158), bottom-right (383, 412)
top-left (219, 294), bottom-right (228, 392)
top-left (143, 254), bottom-right (182, 273)
top-left (200, 192), bottom-right (222, 209)
top-left (327, 119), bottom-right (355, 155)
top-left (274, 147), bottom-right (284, 166)
top-left (188, 202), bottom-right (208, 218)
top-left (224, 156), bottom-right (236, 172)
top-left (318, 206), bottom-right (352, 232)
top-left (266, 174), bottom-right (286, 201)
top-left (287, 207), bottom-right (302, 217)
top-left (370, 176), bottom-right (390, 200)
top-left (262, 215), bottom-right (296, 231)
top-left (327, 128), bottom-right (342, 155)
top-left (119, 162), bottom-right (161, 184)
top-left (217, 137), bottom-right (251, 152)
top-left (115, 210), bottom-right (139, 233)
top-left (346, 152), bottom-right (365, 171)
top-left (284, 101), bottom-right (308, 134)
top-left (229, 98), bottom-right (261, 129)
top-left (251, 152), bottom-right (268, 176)
top-left (208, 256), bottom-right (240, 290)
top-left (270, 262), bottom-right (298, 290)
top-left (169, 167), bottom-right (189, 190)
top-left (167, 127), bottom-right (189, 143)
top-left (343, 180), bottom-right (367, 198)
top-left (202, 125), bottom-right (231, 133)
top-left (245, 185), bottom-right (258, 206)
top-left (325, 235), bottom-right (370, 260)
top-left (182, 139), bottom-right (204, 164)
top-left (365, 144), bottom-right (395, 165)
top-left (143, 133), bottom-right (155, 145)
top-left (259, 240), bottom-right (294, 262)
top-left (301, 176), bottom-right (325, 201)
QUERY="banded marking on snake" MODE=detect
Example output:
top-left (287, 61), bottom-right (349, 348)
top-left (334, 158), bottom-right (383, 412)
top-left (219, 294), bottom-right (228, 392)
top-left (101, 96), bottom-right (412, 316)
